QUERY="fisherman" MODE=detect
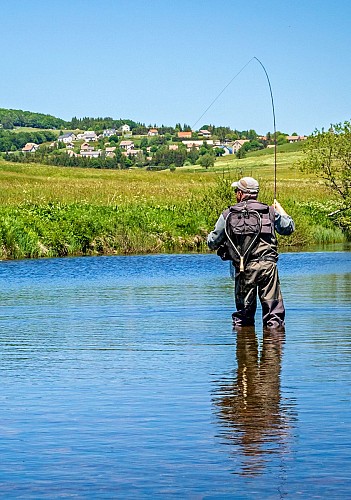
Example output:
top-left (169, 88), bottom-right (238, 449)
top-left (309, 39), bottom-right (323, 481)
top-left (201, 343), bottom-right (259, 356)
top-left (207, 177), bottom-right (294, 329)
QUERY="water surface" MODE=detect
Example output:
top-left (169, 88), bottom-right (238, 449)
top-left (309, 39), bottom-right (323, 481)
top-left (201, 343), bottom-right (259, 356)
top-left (0, 252), bottom-right (350, 498)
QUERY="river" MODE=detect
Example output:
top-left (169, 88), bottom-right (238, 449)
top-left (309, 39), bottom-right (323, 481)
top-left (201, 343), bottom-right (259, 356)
top-left (0, 251), bottom-right (350, 498)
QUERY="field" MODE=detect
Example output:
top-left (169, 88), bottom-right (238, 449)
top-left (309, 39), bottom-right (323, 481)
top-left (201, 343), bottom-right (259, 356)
top-left (0, 149), bottom-right (345, 259)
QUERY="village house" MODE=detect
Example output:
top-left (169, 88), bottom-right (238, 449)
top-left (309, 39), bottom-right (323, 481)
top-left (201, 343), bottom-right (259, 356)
top-left (169, 145), bottom-right (179, 151)
top-left (66, 143), bottom-right (75, 149)
top-left (120, 124), bottom-right (132, 137)
top-left (147, 128), bottom-right (158, 136)
top-left (22, 142), bottom-right (39, 153)
top-left (80, 142), bottom-right (94, 152)
top-left (80, 150), bottom-right (102, 158)
top-left (182, 140), bottom-right (214, 150)
top-left (177, 131), bottom-right (192, 139)
top-left (83, 131), bottom-right (98, 142)
top-left (122, 149), bottom-right (142, 157)
top-left (232, 139), bottom-right (250, 154)
top-left (120, 140), bottom-right (134, 150)
top-left (58, 132), bottom-right (77, 143)
top-left (103, 129), bottom-right (116, 138)
top-left (105, 146), bottom-right (116, 158)
top-left (198, 129), bottom-right (211, 138)
top-left (286, 135), bottom-right (308, 143)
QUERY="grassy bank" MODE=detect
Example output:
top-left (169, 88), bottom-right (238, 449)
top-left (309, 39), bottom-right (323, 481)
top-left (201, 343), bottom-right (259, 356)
top-left (0, 153), bottom-right (345, 259)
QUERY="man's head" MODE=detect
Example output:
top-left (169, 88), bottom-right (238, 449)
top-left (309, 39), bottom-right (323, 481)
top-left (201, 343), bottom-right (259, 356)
top-left (231, 177), bottom-right (259, 202)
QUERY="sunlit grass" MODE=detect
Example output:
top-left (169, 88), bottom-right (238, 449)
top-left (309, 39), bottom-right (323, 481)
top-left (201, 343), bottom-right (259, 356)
top-left (0, 152), bottom-right (345, 259)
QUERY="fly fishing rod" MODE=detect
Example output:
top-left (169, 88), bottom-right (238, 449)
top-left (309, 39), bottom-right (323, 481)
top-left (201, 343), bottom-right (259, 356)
top-left (192, 57), bottom-right (278, 199)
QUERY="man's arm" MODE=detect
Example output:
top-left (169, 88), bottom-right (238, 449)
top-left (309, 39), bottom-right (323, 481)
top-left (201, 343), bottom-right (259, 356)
top-left (207, 214), bottom-right (226, 250)
top-left (273, 199), bottom-right (295, 235)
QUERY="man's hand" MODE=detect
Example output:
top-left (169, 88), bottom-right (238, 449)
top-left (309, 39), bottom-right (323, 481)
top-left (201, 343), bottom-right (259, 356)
top-left (273, 199), bottom-right (288, 216)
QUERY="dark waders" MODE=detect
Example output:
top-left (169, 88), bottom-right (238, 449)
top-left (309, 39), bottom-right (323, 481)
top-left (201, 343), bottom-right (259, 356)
top-left (232, 260), bottom-right (285, 328)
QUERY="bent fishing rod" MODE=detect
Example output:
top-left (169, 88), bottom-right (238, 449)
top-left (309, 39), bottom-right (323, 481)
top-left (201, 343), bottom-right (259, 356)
top-left (192, 56), bottom-right (278, 199)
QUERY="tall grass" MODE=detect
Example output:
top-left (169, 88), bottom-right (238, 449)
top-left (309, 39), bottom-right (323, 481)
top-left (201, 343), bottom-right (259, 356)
top-left (0, 156), bottom-right (346, 259)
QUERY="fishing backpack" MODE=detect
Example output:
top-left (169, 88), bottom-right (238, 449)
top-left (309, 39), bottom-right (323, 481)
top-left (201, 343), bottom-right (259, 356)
top-left (217, 201), bottom-right (275, 271)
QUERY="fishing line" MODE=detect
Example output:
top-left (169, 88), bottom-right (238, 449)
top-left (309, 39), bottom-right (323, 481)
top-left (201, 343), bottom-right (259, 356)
top-left (192, 56), bottom-right (278, 199)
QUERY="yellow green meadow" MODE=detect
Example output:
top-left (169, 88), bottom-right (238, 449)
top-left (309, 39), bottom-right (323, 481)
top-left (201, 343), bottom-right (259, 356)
top-left (0, 150), bottom-right (345, 259)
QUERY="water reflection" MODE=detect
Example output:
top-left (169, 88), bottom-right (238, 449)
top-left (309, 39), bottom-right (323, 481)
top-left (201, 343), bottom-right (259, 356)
top-left (213, 328), bottom-right (295, 476)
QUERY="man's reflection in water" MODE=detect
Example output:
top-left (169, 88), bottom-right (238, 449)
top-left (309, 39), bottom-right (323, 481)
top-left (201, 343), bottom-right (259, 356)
top-left (213, 327), bottom-right (294, 476)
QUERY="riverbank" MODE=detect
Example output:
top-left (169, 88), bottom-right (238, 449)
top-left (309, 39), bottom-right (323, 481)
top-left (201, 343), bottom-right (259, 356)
top-left (0, 154), bottom-right (346, 259)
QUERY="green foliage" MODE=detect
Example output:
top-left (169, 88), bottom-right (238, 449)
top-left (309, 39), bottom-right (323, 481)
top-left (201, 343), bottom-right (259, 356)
top-left (0, 129), bottom-right (57, 151)
top-left (0, 108), bottom-right (67, 129)
top-left (0, 153), bottom-right (347, 259)
top-left (298, 121), bottom-right (351, 230)
top-left (197, 153), bottom-right (215, 169)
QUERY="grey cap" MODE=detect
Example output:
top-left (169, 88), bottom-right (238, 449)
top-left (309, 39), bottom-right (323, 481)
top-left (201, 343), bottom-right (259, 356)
top-left (231, 176), bottom-right (259, 194)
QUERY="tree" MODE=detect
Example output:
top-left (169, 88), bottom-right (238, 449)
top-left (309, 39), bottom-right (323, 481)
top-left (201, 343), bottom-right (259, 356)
top-left (299, 121), bottom-right (351, 229)
top-left (214, 147), bottom-right (225, 157)
top-left (197, 153), bottom-right (215, 169)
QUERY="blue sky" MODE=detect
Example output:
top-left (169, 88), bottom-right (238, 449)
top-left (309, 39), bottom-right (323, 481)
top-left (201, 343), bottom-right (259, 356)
top-left (1, 0), bottom-right (351, 135)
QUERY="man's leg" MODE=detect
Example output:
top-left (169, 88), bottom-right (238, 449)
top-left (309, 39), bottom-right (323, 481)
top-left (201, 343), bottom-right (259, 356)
top-left (232, 263), bottom-right (258, 327)
top-left (257, 262), bottom-right (285, 328)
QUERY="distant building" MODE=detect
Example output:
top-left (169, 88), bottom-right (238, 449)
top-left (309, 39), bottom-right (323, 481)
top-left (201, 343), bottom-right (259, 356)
top-left (177, 131), bottom-right (192, 139)
top-left (83, 131), bottom-right (98, 142)
top-left (105, 146), bottom-right (116, 158)
top-left (121, 124), bottom-right (130, 132)
top-left (58, 132), bottom-right (76, 143)
top-left (22, 142), bottom-right (39, 153)
top-left (148, 128), bottom-right (158, 136)
top-left (80, 150), bottom-right (102, 158)
top-left (80, 142), bottom-right (94, 152)
top-left (103, 129), bottom-right (116, 138)
top-left (120, 140), bottom-right (134, 150)
top-left (198, 129), bottom-right (211, 137)
top-left (232, 139), bottom-right (250, 153)
top-left (122, 149), bottom-right (142, 157)
top-left (182, 140), bottom-right (213, 150)
top-left (286, 135), bottom-right (308, 143)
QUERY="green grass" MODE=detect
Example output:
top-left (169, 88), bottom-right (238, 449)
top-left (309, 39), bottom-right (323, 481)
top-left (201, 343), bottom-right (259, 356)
top-left (0, 152), bottom-right (345, 259)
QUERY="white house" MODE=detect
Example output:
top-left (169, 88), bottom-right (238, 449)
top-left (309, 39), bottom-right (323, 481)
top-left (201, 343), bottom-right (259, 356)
top-left (121, 124), bottom-right (131, 133)
top-left (83, 131), bottom-right (98, 142)
top-left (148, 128), bottom-right (158, 136)
top-left (103, 129), bottom-right (116, 138)
top-left (58, 132), bottom-right (77, 143)
top-left (80, 150), bottom-right (102, 158)
top-left (22, 142), bottom-right (39, 153)
top-left (198, 129), bottom-right (211, 137)
top-left (232, 139), bottom-right (250, 153)
top-left (120, 140), bottom-right (134, 150)
top-left (286, 135), bottom-right (307, 143)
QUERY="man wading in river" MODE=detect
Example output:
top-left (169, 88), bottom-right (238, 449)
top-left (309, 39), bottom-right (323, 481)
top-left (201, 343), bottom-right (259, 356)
top-left (207, 177), bottom-right (295, 329)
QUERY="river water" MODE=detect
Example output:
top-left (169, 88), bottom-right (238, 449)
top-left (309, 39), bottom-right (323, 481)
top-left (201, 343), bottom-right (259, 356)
top-left (0, 251), bottom-right (350, 498)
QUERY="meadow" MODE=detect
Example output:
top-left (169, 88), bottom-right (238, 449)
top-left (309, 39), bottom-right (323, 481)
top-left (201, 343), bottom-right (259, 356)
top-left (0, 148), bottom-right (345, 259)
